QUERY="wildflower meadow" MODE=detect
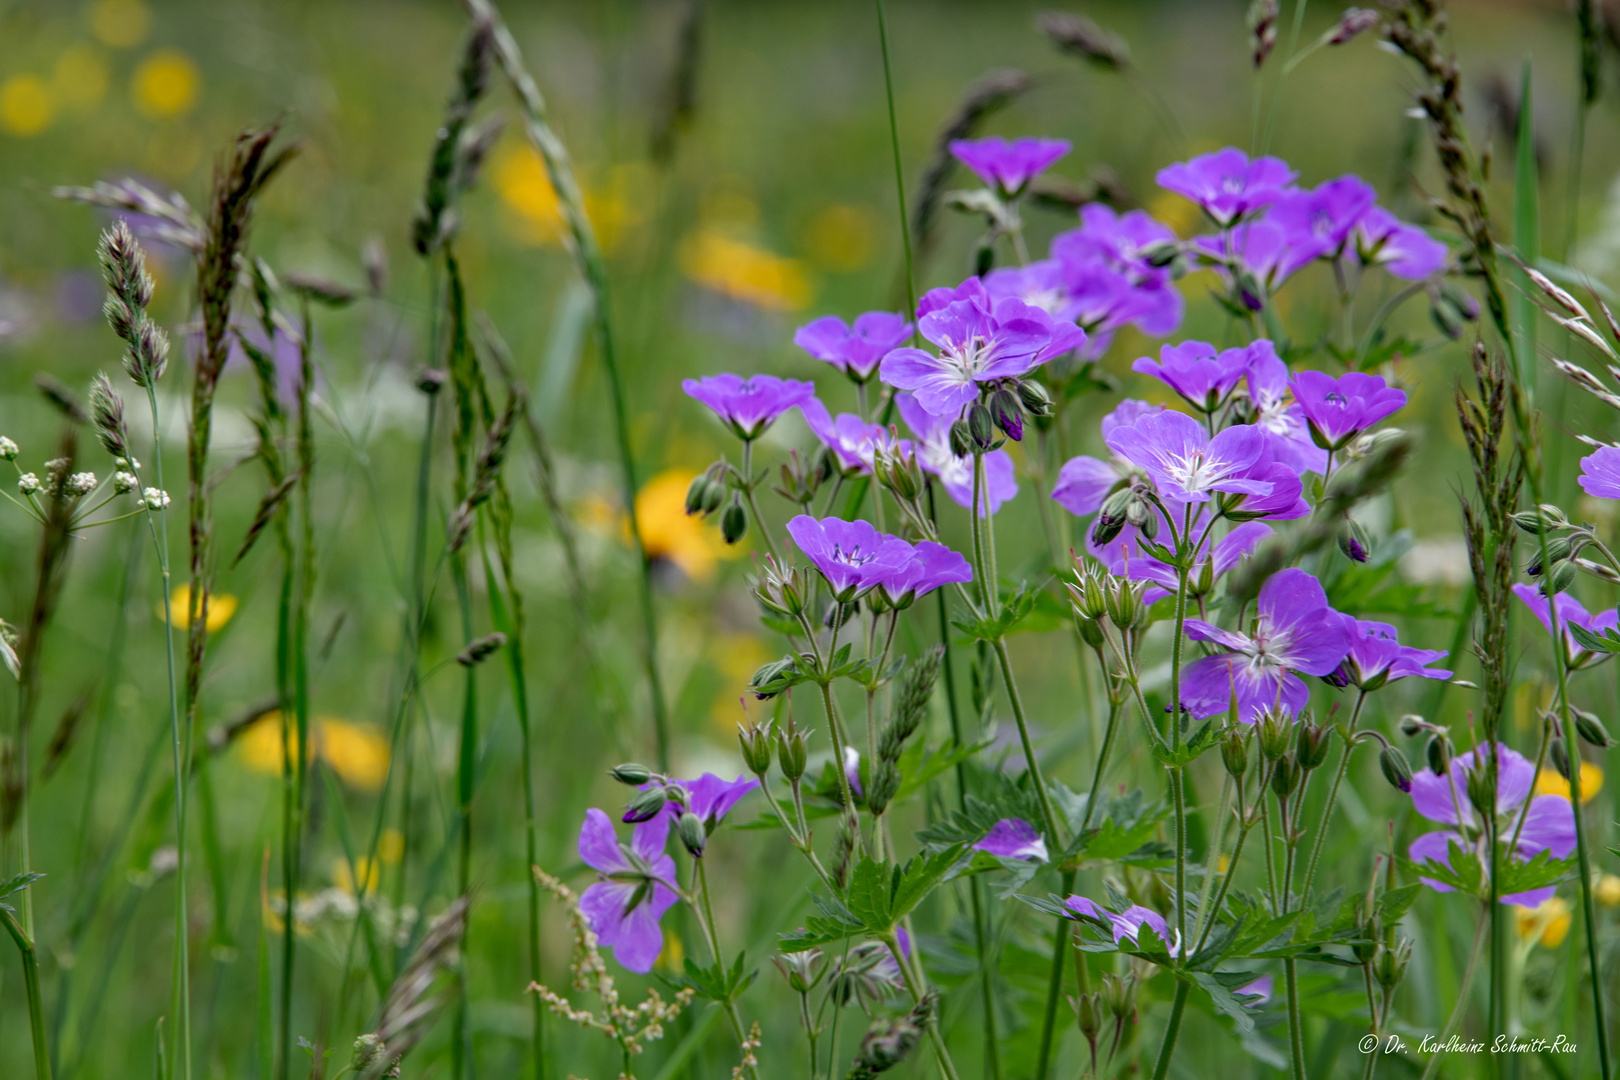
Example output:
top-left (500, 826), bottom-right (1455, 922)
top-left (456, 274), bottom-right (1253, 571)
top-left (7, 1), bottom-right (1620, 1078)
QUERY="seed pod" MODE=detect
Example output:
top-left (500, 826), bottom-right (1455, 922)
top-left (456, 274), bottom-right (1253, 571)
top-left (1016, 378), bottom-right (1054, 417)
top-left (685, 472), bottom-right (713, 515)
top-left (1574, 708), bottom-right (1613, 749)
top-left (777, 727), bottom-right (808, 781)
top-left (989, 387), bottom-right (1024, 441)
top-left (1297, 717), bottom-right (1332, 771)
top-left (1270, 756), bottom-right (1297, 798)
top-left (967, 402), bottom-right (996, 451)
top-left (1104, 577), bottom-right (1142, 632)
top-left (1258, 708), bottom-right (1292, 761)
top-left (1075, 614), bottom-right (1105, 647)
top-left (1221, 731), bottom-right (1249, 779)
top-left (1380, 745), bottom-right (1415, 793)
top-left (721, 494), bottom-right (748, 545)
top-left (1375, 936), bottom-right (1413, 993)
top-left (1426, 733), bottom-right (1453, 777)
top-left (610, 763), bottom-right (653, 786)
top-left (1551, 737), bottom-right (1572, 781)
top-left (1075, 991), bottom-right (1102, 1040)
top-left (623, 786), bottom-right (671, 824)
top-left (677, 810), bottom-right (706, 856)
top-left (739, 725), bottom-right (773, 775)
top-left (1547, 560), bottom-right (1578, 595)
top-left (1526, 535), bottom-right (1574, 577)
top-left (949, 419), bottom-right (972, 458)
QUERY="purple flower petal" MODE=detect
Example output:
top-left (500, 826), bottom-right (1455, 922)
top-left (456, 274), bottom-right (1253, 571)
top-left (794, 311), bottom-right (912, 380)
top-left (949, 136), bottom-right (1071, 196)
top-left (973, 818), bottom-right (1049, 862)
top-left (579, 808), bottom-right (633, 875)
top-left (683, 373), bottom-right (817, 439)
top-left (1156, 147), bottom-right (1297, 226)
top-left (1579, 446), bottom-right (1620, 500)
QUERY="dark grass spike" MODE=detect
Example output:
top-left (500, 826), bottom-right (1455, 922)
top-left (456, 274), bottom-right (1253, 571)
top-left (650, 0), bottom-right (704, 161)
top-left (34, 375), bottom-right (89, 427)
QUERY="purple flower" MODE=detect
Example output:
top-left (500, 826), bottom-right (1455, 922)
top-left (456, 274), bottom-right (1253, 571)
top-left (949, 136), bottom-right (1071, 197)
top-left (1049, 205), bottom-right (1184, 337)
top-left (668, 773), bottom-right (758, 828)
top-left (880, 278), bottom-right (1086, 418)
top-left (983, 260), bottom-right (1071, 316)
top-left (794, 311), bottom-right (912, 382)
top-left (798, 399), bottom-right (894, 475)
top-left (786, 515), bottom-right (912, 602)
top-left (1118, 518), bottom-right (1274, 599)
top-left (1132, 340), bottom-right (1255, 413)
top-left (1238, 975), bottom-right (1274, 1007)
top-left (1332, 620), bottom-right (1451, 689)
top-left (897, 392), bottom-right (1019, 515)
top-left (1265, 175), bottom-right (1377, 277)
top-left (1578, 446), bottom-right (1620, 500)
top-left (1050, 399), bottom-right (1162, 516)
top-left (1192, 219), bottom-right (1294, 305)
top-left (1408, 742), bottom-right (1576, 907)
top-left (1289, 370), bottom-right (1406, 450)
top-left (578, 808), bottom-right (679, 973)
top-left (1104, 410), bottom-right (1273, 504)
top-left (1062, 895), bottom-right (1181, 956)
top-left (683, 373), bottom-right (817, 440)
top-left (879, 540), bottom-right (973, 609)
top-left (972, 818), bottom-right (1049, 862)
top-left (1245, 345), bottom-right (1329, 474)
top-left (843, 745), bottom-right (864, 797)
top-left (1156, 147), bottom-right (1297, 226)
top-left (1512, 583), bottom-right (1620, 668)
top-left (1180, 568), bottom-right (1352, 723)
top-left (1227, 460), bottom-right (1310, 521)
top-left (1355, 208), bottom-right (1448, 280)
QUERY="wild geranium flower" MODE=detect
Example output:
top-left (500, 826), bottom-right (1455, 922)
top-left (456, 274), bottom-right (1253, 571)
top-left (877, 540), bottom-right (973, 609)
top-left (1289, 370), bottom-right (1406, 451)
top-left (1193, 218), bottom-right (1293, 307)
top-left (1245, 345), bottom-right (1328, 474)
top-left (1063, 895), bottom-right (1181, 956)
top-left (1354, 207), bottom-right (1448, 280)
top-left (1408, 742), bottom-right (1576, 907)
top-left (683, 373), bottom-right (816, 440)
top-left (1223, 458), bottom-right (1309, 522)
top-left (1156, 147), bottom-right (1297, 226)
top-left (786, 515), bottom-right (912, 602)
top-left (1265, 175), bottom-right (1377, 277)
top-left (1327, 620), bottom-right (1451, 689)
top-left (973, 818), bottom-right (1049, 862)
top-left (896, 392), bottom-right (1018, 515)
top-left (1512, 583), bottom-right (1619, 668)
top-left (880, 278), bottom-right (1086, 417)
top-left (1050, 399), bottom-right (1162, 516)
top-left (1049, 204), bottom-right (1184, 338)
top-left (794, 311), bottom-right (912, 382)
top-left (799, 399), bottom-right (894, 475)
top-left (949, 136), bottom-right (1071, 197)
top-left (1132, 340), bottom-right (1255, 413)
top-left (662, 773), bottom-right (758, 828)
top-left (1104, 409), bottom-right (1272, 504)
top-left (578, 808), bottom-right (679, 974)
top-left (1578, 445), bottom-right (1620, 500)
top-left (1180, 567), bottom-right (1352, 722)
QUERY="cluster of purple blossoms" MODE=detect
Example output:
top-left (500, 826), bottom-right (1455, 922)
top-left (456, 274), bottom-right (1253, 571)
top-left (1327, 619), bottom-right (1452, 690)
top-left (895, 392), bottom-right (1017, 515)
top-left (786, 514), bottom-right (972, 608)
top-left (1407, 743), bottom-right (1576, 906)
top-left (797, 398), bottom-right (896, 476)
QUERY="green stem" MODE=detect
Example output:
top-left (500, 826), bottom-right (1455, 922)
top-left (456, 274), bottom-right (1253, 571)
top-left (2, 907), bottom-right (51, 1080)
top-left (1034, 869), bottom-right (1076, 1080)
top-left (738, 440), bottom-right (780, 563)
top-left (990, 640), bottom-right (1062, 845)
top-left (1148, 981), bottom-right (1190, 1080)
top-left (872, 0), bottom-right (917, 333)
top-left (881, 931), bottom-right (961, 1080)
top-left (692, 860), bottom-right (761, 1080)
top-left (1418, 911), bottom-right (1487, 1080)
top-left (1296, 691), bottom-right (1367, 905)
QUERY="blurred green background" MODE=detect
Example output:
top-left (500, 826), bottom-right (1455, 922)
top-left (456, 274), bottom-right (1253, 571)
top-left (3, 1), bottom-right (1620, 1077)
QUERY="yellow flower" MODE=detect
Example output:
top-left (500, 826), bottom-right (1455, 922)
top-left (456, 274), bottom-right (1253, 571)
top-left (1594, 874), bottom-right (1620, 908)
top-left (623, 468), bottom-right (739, 582)
top-left (1217, 853), bottom-right (1231, 875)
top-left (331, 856), bottom-right (379, 896)
top-left (680, 228), bottom-right (813, 311)
top-left (1515, 897), bottom-right (1572, 949)
top-left (657, 929), bottom-right (684, 972)
top-left (491, 145), bottom-right (635, 251)
top-left (235, 714), bottom-right (390, 792)
top-left (1535, 764), bottom-right (1603, 805)
top-left (90, 0), bottom-right (151, 48)
top-left (1144, 189), bottom-right (1200, 240)
top-left (710, 631), bottom-right (772, 733)
top-left (802, 204), bottom-right (878, 272)
top-left (378, 828), bottom-right (405, 866)
top-left (132, 49), bottom-right (199, 119)
top-left (163, 585), bottom-right (237, 632)
top-left (0, 75), bottom-right (55, 137)
top-left (54, 46), bottom-right (110, 113)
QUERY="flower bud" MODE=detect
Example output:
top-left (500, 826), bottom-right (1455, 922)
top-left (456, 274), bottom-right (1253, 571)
top-left (17, 473), bottom-right (40, 495)
top-left (1551, 737), bottom-right (1572, 781)
top-left (1075, 614), bottom-right (1105, 647)
top-left (1464, 760), bottom-right (1496, 819)
top-left (1322, 661), bottom-right (1352, 689)
top-left (1193, 556), bottom-right (1215, 596)
top-left (1526, 535), bottom-right (1574, 577)
top-left (1270, 756), bottom-right (1297, 798)
top-left (1102, 971), bottom-right (1136, 1020)
top-left (114, 471), bottom-right (137, 494)
top-left (0, 437), bottom-right (15, 461)
top-left (1258, 708), bottom-right (1292, 761)
top-left (685, 472), bottom-right (714, 515)
top-left (967, 402), bottom-right (997, 451)
top-left (721, 495), bottom-right (748, 545)
top-left (771, 949), bottom-right (825, 993)
top-left (1221, 731), bottom-right (1249, 778)
top-left (989, 388), bottom-right (1024, 441)
top-left (1091, 487), bottom-right (1134, 546)
top-left (1104, 577), bottom-right (1143, 632)
top-left (1574, 708), bottom-right (1613, 749)
top-left (610, 763), bottom-right (653, 786)
top-left (1379, 745), bottom-right (1414, 793)
top-left (1399, 715), bottom-right (1427, 737)
top-left (623, 786), bottom-right (671, 824)
top-left (884, 445), bottom-right (924, 500)
top-left (1337, 519), bottom-right (1371, 563)
top-left (1296, 717), bottom-right (1332, 771)
top-left (677, 810), bottom-right (707, 857)
top-left (1547, 560), bottom-right (1578, 595)
top-left (1512, 505), bottom-right (1567, 535)
top-left (1426, 733), bottom-right (1453, 777)
top-left (739, 725), bottom-right (773, 775)
top-left (1375, 936), bottom-right (1413, 993)
top-left (776, 727), bottom-right (808, 781)
top-left (1075, 991), bottom-right (1102, 1040)
top-left (949, 419), bottom-right (972, 459)
top-left (1016, 378), bottom-right (1054, 417)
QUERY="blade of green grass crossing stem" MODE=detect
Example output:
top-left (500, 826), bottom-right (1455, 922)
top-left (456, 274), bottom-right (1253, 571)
top-left (257, 858), bottom-right (273, 1080)
top-left (319, 767), bottom-right (390, 998)
top-left (451, 551), bottom-right (478, 1080)
top-left (1511, 59), bottom-right (1540, 391)
top-left (874, 0), bottom-right (917, 331)
top-left (193, 763), bottom-right (233, 952)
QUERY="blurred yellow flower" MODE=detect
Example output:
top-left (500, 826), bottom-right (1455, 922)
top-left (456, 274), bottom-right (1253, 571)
top-left (1535, 764), bottom-right (1603, 805)
top-left (627, 468), bottom-right (740, 582)
top-left (378, 828), bottom-right (405, 865)
top-left (710, 631), bottom-right (772, 733)
top-left (1594, 873), bottom-right (1620, 908)
top-left (657, 928), bottom-right (684, 972)
top-left (90, 0), bottom-right (151, 48)
top-left (331, 856), bottom-right (379, 896)
top-left (236, 713), bottom-right (391, 792)
top-left (1217, 853), bottom-right (1231, 875)
top-left (1515, 897), bottom-right (1572, 949)
top-left (0, 75), bottom-right (55, 137)
top-left (132, 50), bottom-right (199, 119)
top-left (1145, 189), bottom-right (1200, 239)
top-left (163, 585), bottom-right (236, 632)
top-left (680, 228), bottom-right (813, 312)
top-left (491, 145), bottom-right (635, 252)
top-left (54, 45), bottom-right (110, 113)
top-left (803, 203), bottom-right (878, 272)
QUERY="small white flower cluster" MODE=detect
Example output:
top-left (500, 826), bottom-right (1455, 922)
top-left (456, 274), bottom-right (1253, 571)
top-left (114, 455), bottom-right (140, 471)
top-left (0, 436), bottom-right (16, 461)
top-left (68, 472), bottom-right (98, 496)
top-left (143, 487), bottom-right (171, 510)
top-left (115, 472), bottom-right (138, 494)
top-left (18, 473), bottom-right (39, 494)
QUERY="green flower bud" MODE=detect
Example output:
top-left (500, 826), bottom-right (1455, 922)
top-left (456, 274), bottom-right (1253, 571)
top-left (610, 763), bottom-right (653, 786)
top-left (1574, 708), bottom-right (1613, 749)
top-left (967, 402), bottom-right (997, 451)
top-left (623, 786), bottom-right (671, 824)
top-left (1258, 708), bottom-right (1292, 762)
top-left (1526, 535), bottom-right (1574, 577)
top-left (1464, 760), bottom-right (1496, 819)
top-left (1076, 615), bottom-right (1106, 647)
top-left (1426, 733), bottom-right (1452, 777)
top-left (1375, 937), bottom-right (1413, 993)
top-left (1379, 745), bottom-right (1414, 793)
top-left (989, 387), bottom-right (1025, 441)
top-left (1221, 731), bottom-right (1249, 779)
top-left (677, 810), bottom-right (707, 857)
top-left (685, 472), bottom-right (713, 516)
top-left (1297, 716), bottom-right (1332, 771)
top-left (1075, 991), bottom-right (1102, 1040)
top-left (1551, 737), bottom-right (1572, 781)
top-left (739, 725), bottom-right (773, 776)
top-left (1016, 378), bottom-right (1054, 417)
top-left (1104, 577), bottom-right (1143, 632)
top-left (949, 419), bottom-right (972, 459)
top-left (721, 495), bottom-right (749, 545)
top-left (1547, 560), bottom-right (1578, 595)
top-left (1270, 756), bottom-right (1297, 798)
top-left (777, 727), bottom-right (808, 781)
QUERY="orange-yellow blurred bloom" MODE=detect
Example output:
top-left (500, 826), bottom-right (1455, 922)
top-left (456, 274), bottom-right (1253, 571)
top-left (0, 75), bottom-right (55, 136)
top-left (132, 50), bottom-right (199, 119)
top-left (1594, 873), bottom-right (1620, 908)
top-left (237, 713), bottom-right (390, 792)
top-left (491, 145), bottom-right (635, 251)
top-left (54, 46), bottom-right (110, 113)
top-left (1515, 897), bottom-right (1572, 949)
top-left (680, 228), bottom-right (812, 311)
top-left (331, 856), bottom-right (380, 896)
top-left (1535, 764), bottom-right (1603, 805)
top-left (585, 468), bottom-right (739, 582)
top-left (163, 585), bottom-right (236, 632)
top-left (803, 204), bottom-right (878, 272)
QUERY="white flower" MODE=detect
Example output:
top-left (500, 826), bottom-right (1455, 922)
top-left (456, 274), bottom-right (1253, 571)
top-left (0, 437), bottom-right (16, 461)
top-left (69, 472), bottom-right (98, 496)
top-left (142, 487), bottom-right (171, 510)
top-left (114, 456), bottom-right (141, 471)
top-left (115, 472), bottom-right (137, 493)
top-left (17, 473), bottom-right (39, 494)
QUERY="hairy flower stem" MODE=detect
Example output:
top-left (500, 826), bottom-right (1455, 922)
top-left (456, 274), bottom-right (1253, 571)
top-left (2, 906), bottom-right (50, 1080)
top-left (1033, 868), bottom-right (1077, 1080)
top-left (1148, 982), bottom-right (1190, 1080)
top-left (1296, 690), bottom-right (1368, 905)
top-left (691, 860), bottom-right (761, 1080)
top-left (1418, 910), bottom-right (1488, 1080)
top-left (738, 439), bottom-right (780, 562)
top-left (881, 931), bottom-right (961, 1080)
